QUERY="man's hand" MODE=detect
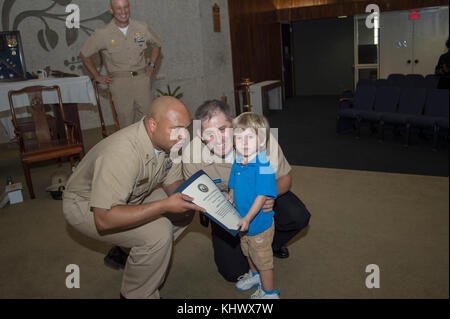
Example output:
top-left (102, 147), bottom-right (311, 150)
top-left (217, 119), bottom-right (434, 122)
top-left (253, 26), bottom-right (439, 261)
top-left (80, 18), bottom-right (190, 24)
top-left (95, 74), bottom-right (113, 85)
top-left (260, 173), bottom-right (291, 212)
top-left (145, 65), bottom-right (154, 77)
top-left (163, 193), bottom-right (206, 214)
top-left (262, 197), bottom-right (275, 213)
top-left (79, 52), bottom-right (112, 85)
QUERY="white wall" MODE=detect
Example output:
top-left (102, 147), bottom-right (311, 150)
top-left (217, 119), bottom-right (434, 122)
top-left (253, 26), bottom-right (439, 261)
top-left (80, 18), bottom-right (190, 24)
top-left (0, 0), bottom-right (235, 142)
top-left (379, 6), bottom-right (449, 78)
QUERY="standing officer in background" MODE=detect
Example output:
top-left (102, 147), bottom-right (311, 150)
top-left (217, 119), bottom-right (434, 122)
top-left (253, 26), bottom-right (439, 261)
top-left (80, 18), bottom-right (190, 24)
top-left (63, 96), bottom-right (205, 299)
top-left (80, 0), bottom-right (161, 128)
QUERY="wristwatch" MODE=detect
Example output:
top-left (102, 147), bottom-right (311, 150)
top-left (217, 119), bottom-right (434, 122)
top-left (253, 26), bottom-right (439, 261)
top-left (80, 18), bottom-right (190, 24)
top-left (148, 62), bottom-right (156, 69)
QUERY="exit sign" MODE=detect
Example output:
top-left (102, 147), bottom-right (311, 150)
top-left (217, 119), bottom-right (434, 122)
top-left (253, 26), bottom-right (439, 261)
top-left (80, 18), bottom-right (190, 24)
top-left (410, 9), bottom-right (419, 20)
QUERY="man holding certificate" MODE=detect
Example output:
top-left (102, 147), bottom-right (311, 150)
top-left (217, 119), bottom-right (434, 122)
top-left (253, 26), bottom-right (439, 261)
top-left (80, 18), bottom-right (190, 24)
top-left (182, 100), bottom-right (311, 282)
top-left (103, 99), bottom-right (311, 283)
top-left (62, 97), bottom-right (205, 299)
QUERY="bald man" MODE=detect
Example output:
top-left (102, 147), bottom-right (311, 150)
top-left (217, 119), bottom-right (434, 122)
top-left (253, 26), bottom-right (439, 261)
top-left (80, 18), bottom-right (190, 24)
top-left (80, 0), bottom-right (161, 128)
top-left (63, 97), bottom-right (205, 299)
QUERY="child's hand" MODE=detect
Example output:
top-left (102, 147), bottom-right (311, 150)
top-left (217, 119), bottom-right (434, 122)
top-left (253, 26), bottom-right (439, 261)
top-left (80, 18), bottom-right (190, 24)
top-left (237, 217), bottom-right (250, 232)
top-left (225, 191), bottom-right (234, 206)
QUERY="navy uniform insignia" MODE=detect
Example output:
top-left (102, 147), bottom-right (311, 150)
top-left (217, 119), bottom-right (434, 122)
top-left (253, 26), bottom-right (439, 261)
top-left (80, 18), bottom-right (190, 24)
top-left (163, 158), bottom-right (172, 172)
top-left (134, 32), bottom-right (145, 46)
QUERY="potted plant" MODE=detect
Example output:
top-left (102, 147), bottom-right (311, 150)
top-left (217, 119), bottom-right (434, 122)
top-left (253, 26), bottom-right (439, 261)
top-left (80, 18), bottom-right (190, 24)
top-left (156, 85), bottom-right (183, 99)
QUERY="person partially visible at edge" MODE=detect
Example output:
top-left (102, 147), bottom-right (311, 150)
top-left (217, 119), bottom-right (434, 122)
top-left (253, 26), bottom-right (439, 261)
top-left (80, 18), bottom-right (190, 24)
top-left (435, 38), bottom-right (449, 89)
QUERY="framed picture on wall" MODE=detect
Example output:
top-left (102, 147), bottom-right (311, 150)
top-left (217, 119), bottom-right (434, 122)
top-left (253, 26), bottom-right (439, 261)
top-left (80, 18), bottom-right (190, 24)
top-left (0, 31), bottom-right (27, 82)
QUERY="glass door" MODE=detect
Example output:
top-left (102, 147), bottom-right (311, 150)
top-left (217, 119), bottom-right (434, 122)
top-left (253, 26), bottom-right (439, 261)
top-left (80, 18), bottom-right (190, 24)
top-left (354, 14), bottom-right (380, 87)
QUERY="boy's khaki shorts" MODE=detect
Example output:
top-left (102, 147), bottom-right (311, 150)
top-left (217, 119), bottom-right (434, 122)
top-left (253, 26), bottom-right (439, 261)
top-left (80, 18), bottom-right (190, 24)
top-left (240, 222), bottom-right (275, 271)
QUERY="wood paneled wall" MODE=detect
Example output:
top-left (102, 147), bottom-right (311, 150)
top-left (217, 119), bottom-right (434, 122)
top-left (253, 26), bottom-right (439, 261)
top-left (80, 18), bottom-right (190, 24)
top-left (228, 0), bottom-right (283, 114)
top-left (275, 0), bottom-right (449, 21)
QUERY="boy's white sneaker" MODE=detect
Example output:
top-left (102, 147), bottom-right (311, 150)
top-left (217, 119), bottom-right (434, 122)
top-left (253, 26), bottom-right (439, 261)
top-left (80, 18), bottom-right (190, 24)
top-left (235, 270), bottom-right (261, 291)
top-left (250, 286), bottom-right (280, 299)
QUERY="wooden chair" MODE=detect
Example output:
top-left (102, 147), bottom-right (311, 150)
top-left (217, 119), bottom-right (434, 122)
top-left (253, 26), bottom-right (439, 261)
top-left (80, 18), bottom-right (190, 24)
top-left (8, 85), bottom-right (84, 199)
top-left (93, 50), bottom-right (120, 138)
top-left (93, 81), bottom-right (120, 138)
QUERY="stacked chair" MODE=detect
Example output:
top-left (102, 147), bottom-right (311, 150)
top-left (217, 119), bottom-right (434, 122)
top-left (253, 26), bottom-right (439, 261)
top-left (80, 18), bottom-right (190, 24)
top-left (424, 75), bottom-right (440, 89)
top-left (337, 74), bottom-right (449, 150)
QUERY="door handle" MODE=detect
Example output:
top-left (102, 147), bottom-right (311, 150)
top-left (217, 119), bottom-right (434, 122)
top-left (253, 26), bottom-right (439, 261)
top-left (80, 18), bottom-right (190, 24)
top-left (414, 59), bottom-right (419, 64)
top-left (407, 60), bottom-right (411, 64)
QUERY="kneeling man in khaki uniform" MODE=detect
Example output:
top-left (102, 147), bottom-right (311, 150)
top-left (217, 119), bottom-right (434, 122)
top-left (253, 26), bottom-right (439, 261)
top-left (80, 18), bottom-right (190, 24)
top-left (62, 96), bottom-right (205, 299)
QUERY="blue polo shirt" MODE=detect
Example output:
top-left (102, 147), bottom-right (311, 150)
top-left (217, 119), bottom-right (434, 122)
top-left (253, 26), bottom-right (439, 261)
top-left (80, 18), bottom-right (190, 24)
top-left (228, 151), bottom-right (277, 236)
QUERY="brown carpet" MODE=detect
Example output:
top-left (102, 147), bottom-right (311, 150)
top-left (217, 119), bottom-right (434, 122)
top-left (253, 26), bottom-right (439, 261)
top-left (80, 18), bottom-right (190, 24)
top-left (0, 127), bottom-right (448, 299)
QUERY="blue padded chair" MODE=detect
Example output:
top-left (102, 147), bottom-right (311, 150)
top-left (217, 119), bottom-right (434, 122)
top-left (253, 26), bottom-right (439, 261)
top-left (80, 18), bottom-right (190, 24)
top-left (357, 86), bottom-right (400, 139)
top-left (375, 79), bottom-right (389, 87)
top-left (357, 78), bottom-right (375, 88)
top-left (340, 78), bottom-right (374, 100)
top-left (432, 90), bottom-right (449, 150)
top-left (358, 86), bottom-right (400, 121)
top-left (424, 74), bottom-right (440, 89)
top-left (406, 74), bottom-right (425, 88)
top-left (379, 88), bottom-right (427, 144)
top-left (388, 74), bottom-right (407, 88)
top-left (409, 89), bottom-right (449, 149)
top-left (336, 85), bottom-right (376, 133)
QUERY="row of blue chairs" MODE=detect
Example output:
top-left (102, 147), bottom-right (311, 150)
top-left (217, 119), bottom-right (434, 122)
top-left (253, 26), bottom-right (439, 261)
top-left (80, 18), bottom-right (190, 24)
top-left (336, 84), bottom-right (449, 150)
top-left (385, 73), bottom-right (441, 89)
top-left (342, 74), bottom-right (441, 100)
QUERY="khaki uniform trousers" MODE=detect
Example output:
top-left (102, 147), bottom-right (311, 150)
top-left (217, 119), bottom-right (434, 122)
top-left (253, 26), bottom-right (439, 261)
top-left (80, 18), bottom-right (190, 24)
top-left (63, 188), bottom-right (193, 299)
top-left (109, 73), bottom-right (152, 128)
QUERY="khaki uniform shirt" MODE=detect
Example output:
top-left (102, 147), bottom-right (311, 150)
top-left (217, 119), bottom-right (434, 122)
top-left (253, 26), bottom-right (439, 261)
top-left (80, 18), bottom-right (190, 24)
top-left (80, 19), bottom-right (162, 73)
top-left (64, 119), bottom-right (182, 209)
top-left (175, 136), bottom-right (292, 192)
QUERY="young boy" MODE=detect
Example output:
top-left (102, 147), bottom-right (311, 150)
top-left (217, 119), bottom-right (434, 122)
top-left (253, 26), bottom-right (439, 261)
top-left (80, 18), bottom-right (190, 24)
top-left (228, 112), bottom-right (280, 299)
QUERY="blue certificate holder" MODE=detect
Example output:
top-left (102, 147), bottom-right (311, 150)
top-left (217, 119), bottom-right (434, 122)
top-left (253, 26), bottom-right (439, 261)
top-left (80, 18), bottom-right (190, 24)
top-left (174, 170), bottom-right (242, 237)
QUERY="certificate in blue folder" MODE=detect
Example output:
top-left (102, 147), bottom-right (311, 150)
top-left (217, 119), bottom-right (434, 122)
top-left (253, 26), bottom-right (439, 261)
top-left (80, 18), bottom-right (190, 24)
top-left (174, 170), bottom-right (242, 236)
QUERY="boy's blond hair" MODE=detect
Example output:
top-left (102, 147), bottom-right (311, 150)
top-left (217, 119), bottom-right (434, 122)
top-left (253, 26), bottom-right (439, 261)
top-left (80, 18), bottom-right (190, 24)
top-left (232, 112), bottom-right (270, 151)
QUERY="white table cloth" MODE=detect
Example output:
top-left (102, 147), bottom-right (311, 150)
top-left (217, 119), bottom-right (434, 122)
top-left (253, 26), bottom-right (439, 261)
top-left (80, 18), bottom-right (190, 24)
top-left (0, 76), bottom-right (96, 139)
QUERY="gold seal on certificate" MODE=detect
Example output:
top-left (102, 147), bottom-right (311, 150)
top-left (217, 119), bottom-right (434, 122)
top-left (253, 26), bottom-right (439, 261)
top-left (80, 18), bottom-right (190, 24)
top-left (174, 170), bottom-right (242, 236)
